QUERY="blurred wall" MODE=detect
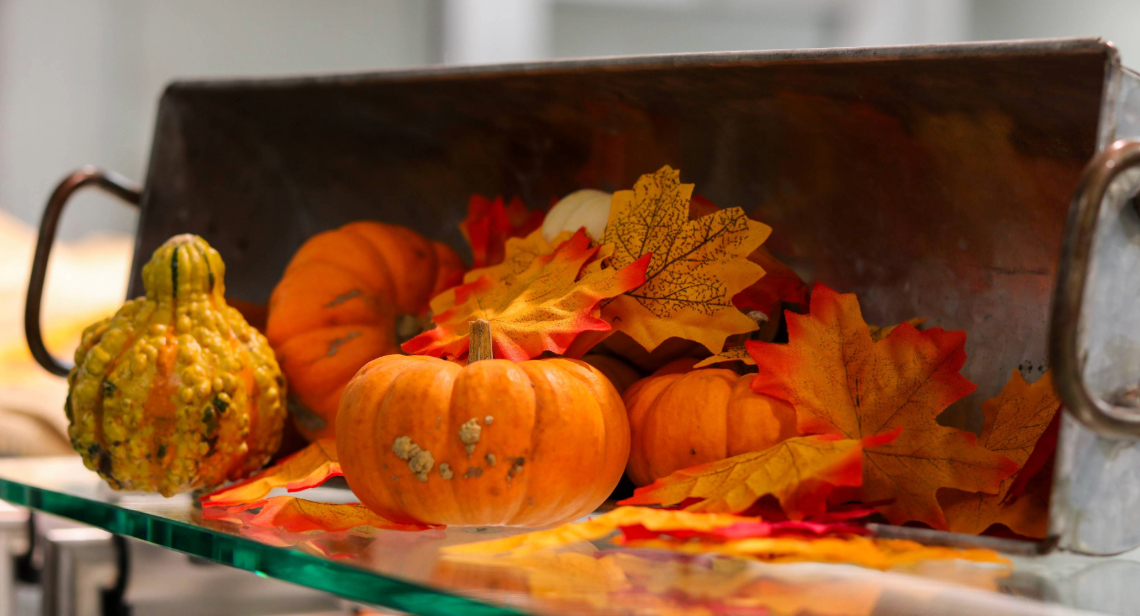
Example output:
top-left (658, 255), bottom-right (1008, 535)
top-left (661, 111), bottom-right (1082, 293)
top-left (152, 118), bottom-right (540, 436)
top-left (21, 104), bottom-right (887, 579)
top-left (1, 0), bottom-right (1137, 241)
top-left (0, 0), bottom-right (437, 239)
top-left (972, 0), bottom-right (1140, 62)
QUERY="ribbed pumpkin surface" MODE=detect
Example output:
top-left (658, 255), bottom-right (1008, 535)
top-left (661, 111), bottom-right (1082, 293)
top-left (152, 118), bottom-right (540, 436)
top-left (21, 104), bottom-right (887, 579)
top-left (337, 355), bottom-right (630, 527)
top-left (267, 222), bottom-right (465, 441)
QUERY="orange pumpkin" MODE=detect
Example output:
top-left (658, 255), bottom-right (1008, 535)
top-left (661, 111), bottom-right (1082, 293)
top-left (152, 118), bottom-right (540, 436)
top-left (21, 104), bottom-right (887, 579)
top-left (581, 354), bottom-right (642, 395)
top-left (267, 222), bottom-right (465, 441)
top-left (337, 321), bottom-right (629, 527)
top-left (624, 358), bottom-right (797, 487)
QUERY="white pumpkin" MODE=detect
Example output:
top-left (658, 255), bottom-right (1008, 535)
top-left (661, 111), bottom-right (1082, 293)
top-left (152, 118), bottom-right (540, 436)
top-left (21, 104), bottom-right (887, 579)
top-left (541, 189), bottom-right (613, 243)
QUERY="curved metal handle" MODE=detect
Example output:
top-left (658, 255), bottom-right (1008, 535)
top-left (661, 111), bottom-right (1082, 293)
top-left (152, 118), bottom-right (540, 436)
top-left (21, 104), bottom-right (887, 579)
top-left (25, 167), bottom-right (141, 377)
top-left (1051, 139), bottom-right (1140, 439)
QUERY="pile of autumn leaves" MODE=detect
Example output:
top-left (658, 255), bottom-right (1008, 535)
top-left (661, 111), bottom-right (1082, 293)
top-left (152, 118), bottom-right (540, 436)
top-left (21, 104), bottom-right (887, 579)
top-left (203, 165), bottom-right (1059, 545)
top-left (402, 165), bottom-right (1059, 538)
top-left (624, 286), bottom-right (1059, 538)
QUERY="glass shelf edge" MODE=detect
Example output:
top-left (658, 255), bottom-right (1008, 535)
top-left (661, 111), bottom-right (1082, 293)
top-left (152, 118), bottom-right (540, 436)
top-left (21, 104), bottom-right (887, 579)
top-left (0, 478), bottom-right (527, 616)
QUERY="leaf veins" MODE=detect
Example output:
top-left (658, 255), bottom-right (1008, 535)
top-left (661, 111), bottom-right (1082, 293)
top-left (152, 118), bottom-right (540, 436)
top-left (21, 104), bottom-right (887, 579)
top-left (601, 166), bottom-right (771, 354)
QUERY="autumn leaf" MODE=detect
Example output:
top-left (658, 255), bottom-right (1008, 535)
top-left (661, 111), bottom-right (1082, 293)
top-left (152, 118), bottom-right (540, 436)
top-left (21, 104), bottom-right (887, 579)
top-left (619, 516), bottom-right (872, 542)
top-left (869, 317), bottom-right (929, 342)
top-left (201, 440), bottom-right (341, 507)
top-left (732, 246), bottom-right (809, 317)
top-left (601, 166), bottom-right (771, 354)
top-left (404, 229), bottom-right (649, 362)
top-left (624, 535), bottom-right (1009, 570)
top-left (937, 369), bottom-right (1060, 537)
top-left (748, 284), bottom-right (1018, 529)
top-left (693, 345), bottom-right (755, 368)
top-left (444, 507), bottom-right (751, 556)
top-left (1003, 408), bottom-right (1059, 504)
top-left (203, 496), bottom-right (432, 532)
top-left (618, 435), bottom-right (874, 518)
top-left (460, 194), bottom-right (545, 269)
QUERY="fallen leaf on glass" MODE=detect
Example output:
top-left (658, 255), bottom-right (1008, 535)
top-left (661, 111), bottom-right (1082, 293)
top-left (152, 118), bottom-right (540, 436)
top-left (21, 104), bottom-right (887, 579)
top-left (625, 535), bottom-right (1010, 570)
top-left (601, 166), bottom-right (771, 355)
top-left (444, 507), bottom-right (751, 556)
top-left (938, 369), bottom-right (1060, 537)
top-left (403, 229), bottom-right (649, 361)
top-left (693, 345), bottom-right (755, 368)
top-left (203, 496), bottom-right (432, 533)
top-left (201, 439), bottom-right (342, 507)
top-left (460, 195), bottom-right (545, 269)
top-left (437, 551), bottom-right (630, 609)
top-left (749, 284), bottom-right (1018, 529)
top-left (619, 435), bottom-right (873, 518)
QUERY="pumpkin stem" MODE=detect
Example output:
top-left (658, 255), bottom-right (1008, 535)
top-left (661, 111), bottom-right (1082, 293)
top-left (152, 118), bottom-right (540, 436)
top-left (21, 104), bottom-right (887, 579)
top-left (468, 319), bottom-right (494, 363)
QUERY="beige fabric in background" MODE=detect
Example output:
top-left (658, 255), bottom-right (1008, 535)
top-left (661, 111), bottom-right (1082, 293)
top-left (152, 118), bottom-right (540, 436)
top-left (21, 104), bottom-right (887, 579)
top-left (0, 211), bottom-right (133, 456)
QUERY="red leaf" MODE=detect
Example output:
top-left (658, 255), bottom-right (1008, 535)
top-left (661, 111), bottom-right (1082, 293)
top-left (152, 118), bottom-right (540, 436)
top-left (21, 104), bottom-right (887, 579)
top-left (619, 518), bottom-right (871, 543)
top-left (460, 195), bottom-right (545, 269)
top-left (201, 440), bottom-right (341, 507)
top-left (1003, 404), bottom-right (1060, 504)
top-left (203, 496), bottom-right (434, 533)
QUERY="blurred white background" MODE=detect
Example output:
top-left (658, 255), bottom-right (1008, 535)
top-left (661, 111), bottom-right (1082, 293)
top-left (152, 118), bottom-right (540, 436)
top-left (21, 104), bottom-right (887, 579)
top-left (0, 0), bottom-right (1135, 449)
top-left (3, 0), bottom-right (1139, 239)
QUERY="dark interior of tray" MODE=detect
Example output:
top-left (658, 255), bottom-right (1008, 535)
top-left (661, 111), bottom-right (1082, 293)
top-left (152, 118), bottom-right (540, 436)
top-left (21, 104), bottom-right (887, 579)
top-left (132, 40), bottom-right (1109, 416)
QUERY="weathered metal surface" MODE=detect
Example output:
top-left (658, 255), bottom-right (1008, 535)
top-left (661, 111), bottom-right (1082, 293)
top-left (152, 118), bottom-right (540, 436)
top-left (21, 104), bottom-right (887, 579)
top-left (1049, 64), bottom-right (1140, 554)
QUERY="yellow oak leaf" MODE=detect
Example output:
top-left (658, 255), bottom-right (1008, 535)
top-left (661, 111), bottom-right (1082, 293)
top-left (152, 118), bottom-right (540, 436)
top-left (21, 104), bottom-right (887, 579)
top-left (601, 166), bottom-right (771, 354)
top-left (404, 229), bottom-right (649, 362)
top-left (619, 436), bottom-right (868, 518)
top-left (938, 369), bottom-right (1060, 537)
top-left (444, 507), bottom-right (752, 556)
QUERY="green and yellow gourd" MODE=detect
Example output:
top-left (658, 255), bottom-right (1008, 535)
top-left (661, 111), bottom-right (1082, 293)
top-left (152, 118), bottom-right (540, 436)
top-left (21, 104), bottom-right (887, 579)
top-left (67, 234), bottom-right (286, 496)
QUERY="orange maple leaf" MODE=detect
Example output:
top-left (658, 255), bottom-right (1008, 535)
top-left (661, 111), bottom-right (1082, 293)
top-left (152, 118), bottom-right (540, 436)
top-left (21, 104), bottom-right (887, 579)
top-left (403, 229), bottom-right (649, 362)
top-left (201, 440), bottom-right (341, 507)
top-left (460, 195), bottom-right (545, 268)
top-left (204, 495), bottom-right (432, 532)
top-left (868, 317), bottom-right (929, 342)
top-left (937, 370), bottom-right (1060, 537)
top-left (618, 435), bottom-right (874, 519)
top-left (748, 285), bottom-right (1018, 529)
top-left (601, 166), bottom-right (771, 354)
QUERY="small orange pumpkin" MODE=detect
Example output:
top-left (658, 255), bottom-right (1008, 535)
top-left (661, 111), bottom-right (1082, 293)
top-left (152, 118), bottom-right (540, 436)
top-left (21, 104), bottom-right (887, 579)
top-left (624, 358), bottom-right (797, 487)
top-left (337, 321), bottom-right (630, 527)
top-left (267, 222), bottom-right (465, 441)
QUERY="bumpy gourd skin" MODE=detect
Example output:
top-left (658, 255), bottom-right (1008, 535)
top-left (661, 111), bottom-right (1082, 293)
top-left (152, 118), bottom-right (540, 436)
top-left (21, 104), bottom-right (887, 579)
top-left (67, 234), bottom-right (286, 496)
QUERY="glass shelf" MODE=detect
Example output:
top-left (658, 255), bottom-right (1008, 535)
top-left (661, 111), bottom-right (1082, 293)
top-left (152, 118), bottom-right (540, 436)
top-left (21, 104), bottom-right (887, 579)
top-left (1, 457), bottom-right (1138, 616)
